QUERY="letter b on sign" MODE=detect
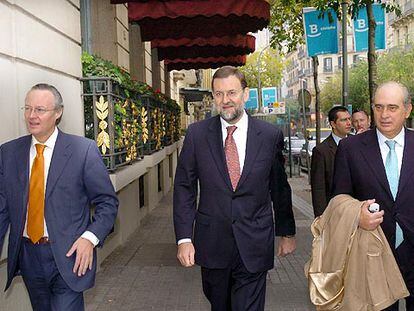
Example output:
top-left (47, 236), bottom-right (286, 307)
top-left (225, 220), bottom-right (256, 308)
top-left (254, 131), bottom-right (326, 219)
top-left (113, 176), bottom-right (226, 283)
top-left (357, 19), bottom-right (366, 29)
top-left (310, 24), bottom-right (318, 34)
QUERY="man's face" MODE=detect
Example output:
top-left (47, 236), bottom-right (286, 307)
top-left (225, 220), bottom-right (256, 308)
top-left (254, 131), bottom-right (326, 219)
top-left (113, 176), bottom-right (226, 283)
top-left (373, 85), bottom-right (412, 139)
top-left (331, 111), bottom-right (352, 138)
top-left (212, 75), bottom-right (248, 124)
top-left (352, 111), bottom-right (370, 134)
top-left (24, 89), bottom-right (62, 143)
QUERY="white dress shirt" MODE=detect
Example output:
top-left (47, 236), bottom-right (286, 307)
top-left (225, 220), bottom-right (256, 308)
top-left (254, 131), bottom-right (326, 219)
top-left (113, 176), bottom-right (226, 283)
top-left (177, 111), bottom-right (249, 245)
top-left (376, 128), bottom-right (404, 174)
top-left (332, 132), bottom-right (345, 146)
top-left (24, 127), bottom-right (99, 246)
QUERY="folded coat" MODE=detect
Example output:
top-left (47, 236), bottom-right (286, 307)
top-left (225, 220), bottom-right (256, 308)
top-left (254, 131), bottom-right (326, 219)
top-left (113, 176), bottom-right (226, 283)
top-left (305, 194), bottom-right (409, 311)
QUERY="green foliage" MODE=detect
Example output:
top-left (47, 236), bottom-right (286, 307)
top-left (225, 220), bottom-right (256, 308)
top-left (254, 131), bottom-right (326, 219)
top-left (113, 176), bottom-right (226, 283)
top-left (239, 48), bottom-right (284, 88)
top-left (320, 47), bottom-right (414, 116)
top-left (81, 52), bottom-right (180, 111)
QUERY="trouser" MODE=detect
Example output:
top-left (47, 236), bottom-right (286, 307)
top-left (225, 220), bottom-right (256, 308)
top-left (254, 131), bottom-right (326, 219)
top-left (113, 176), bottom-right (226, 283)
top-left (19, 238), bottom-right (85, 311)
top-left (201, 246), bottom-right (267, 311)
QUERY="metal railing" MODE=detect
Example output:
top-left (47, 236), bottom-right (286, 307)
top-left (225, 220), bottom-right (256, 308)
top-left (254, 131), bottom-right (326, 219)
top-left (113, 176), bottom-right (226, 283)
top-left (81, 77), bottom-right (181, 171)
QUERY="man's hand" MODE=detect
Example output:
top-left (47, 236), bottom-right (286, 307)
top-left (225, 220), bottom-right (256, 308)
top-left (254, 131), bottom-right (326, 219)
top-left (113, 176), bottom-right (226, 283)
top-left (277, 236), bottom-right (296, 257)
top-left (66, 237), bottom-right (94, 276)
top-left (358, 199), bottom-right (384, 231)
top-left (177, 242), bottom-right (195, 267)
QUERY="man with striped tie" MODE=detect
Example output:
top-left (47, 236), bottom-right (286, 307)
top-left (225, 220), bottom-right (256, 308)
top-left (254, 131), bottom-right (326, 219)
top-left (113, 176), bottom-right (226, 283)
top-left (332, 81), bottom-right (414, 310)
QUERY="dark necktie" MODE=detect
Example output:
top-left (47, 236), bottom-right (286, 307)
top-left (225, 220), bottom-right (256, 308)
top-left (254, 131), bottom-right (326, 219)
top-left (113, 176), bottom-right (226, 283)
top-left (225, 126), bottom-right (240, 191)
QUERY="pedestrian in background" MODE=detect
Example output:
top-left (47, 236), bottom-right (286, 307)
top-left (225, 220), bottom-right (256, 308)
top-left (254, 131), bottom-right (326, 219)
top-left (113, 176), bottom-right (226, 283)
top-left (352, 109), bottom-right (370, 134)
top-left (311, 106), bottom-right (352, 217)
top-left (0, 83), bottom-right (118, 311)
top-left (333, 81), bottom-right (414, 310)
top-left (173, 66), bottom-right (296, 310)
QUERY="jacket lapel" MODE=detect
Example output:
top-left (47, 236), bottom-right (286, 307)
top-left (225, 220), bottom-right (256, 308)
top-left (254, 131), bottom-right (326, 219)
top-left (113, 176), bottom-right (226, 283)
top-left (45, 131), bottom-right (72, 199)
top-left (15, 135), bottom-right (31, 226)
top-left (396, 128), bottom-right (414, 197)
top-left (360, 130), bottom-right (394, 200)
top-left (327, 135), bottom-right (337, 156)
top-left (237, 116), bottom-right (262, 190)
top-left (206, 116), bottom-right (233, 191)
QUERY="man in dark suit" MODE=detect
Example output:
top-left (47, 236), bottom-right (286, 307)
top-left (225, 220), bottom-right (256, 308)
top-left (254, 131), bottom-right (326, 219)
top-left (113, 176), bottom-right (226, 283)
top-left (0, 83), bottom-right (118, 310)
top-left (311, 106), bottom-right (351, 217)
top-left (173, 66), bottom-right (296, 311)
top-left (332, 81), bottom-right (413, 310)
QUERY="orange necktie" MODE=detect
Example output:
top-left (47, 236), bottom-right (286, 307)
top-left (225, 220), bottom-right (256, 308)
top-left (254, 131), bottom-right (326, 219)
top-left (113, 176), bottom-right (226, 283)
top-left (28, 144), bottom-right (46, 243)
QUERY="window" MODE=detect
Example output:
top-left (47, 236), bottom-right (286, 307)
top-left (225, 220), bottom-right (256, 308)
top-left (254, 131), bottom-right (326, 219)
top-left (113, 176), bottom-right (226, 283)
top-left (323, 57), bottom-right (332, 72)
top-left (338, 56), bottom-right (342, 69)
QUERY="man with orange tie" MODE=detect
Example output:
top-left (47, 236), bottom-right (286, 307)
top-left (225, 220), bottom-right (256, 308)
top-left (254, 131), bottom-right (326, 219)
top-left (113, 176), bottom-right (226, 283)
top-left (0, 83), bottom-right (118, 310)
top-left (173, 66), bottom-right (296, 310)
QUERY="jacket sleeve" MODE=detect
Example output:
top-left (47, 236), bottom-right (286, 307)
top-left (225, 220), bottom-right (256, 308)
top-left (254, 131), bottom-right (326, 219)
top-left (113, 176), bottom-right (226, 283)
top-left (83, 141), bottom-right (119, 245)
top-left (173, 125), bottom-right (199, 243)
top-left (0, 146), bottom-right (10, 252)
top-left (310, 146), bottom-right (327, 217)
top-left (270, 130), bottom-right (296, 236)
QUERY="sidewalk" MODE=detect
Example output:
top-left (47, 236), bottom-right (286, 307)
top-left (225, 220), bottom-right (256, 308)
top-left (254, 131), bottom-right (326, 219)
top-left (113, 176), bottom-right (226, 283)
top-left (85, 176), bottom-right (315, 311)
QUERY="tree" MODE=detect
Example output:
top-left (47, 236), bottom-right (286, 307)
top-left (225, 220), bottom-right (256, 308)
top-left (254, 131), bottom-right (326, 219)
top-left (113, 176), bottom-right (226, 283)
top-left (239, 48), bottom-right (284, 88)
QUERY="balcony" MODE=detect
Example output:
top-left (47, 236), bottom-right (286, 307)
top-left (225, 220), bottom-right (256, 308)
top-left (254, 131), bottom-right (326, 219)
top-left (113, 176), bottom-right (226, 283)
top-left (389, 1), bottom-right (414, 26)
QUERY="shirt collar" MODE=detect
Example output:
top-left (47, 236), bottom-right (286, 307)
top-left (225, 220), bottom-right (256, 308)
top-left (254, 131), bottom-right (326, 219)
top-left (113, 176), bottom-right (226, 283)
top-left (220, 109), bottom-right (248, 133)
top-left (31, 127), bottom-right (59, 150)
top-left (376, 127), bottom-right (405, 147)
top-left (331, 132), bottom-right (345, 145)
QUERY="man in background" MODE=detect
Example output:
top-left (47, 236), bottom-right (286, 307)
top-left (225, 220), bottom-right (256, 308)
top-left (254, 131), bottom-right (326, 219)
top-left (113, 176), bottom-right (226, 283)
top-left (0, 83), bottom-right (118, 310)
top-left (352, 109), bottom-right (370, 134)
top-left (311, 106), bottom-right (352, 217)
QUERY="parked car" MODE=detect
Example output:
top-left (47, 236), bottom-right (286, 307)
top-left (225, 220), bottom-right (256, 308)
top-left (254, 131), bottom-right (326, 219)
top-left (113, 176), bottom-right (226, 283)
top-left (299, 140), bottom-right (316, 171)
top-left (306, 128), bottom-right (331, 141)
top-left (283, 137), bottom-right (305, 164)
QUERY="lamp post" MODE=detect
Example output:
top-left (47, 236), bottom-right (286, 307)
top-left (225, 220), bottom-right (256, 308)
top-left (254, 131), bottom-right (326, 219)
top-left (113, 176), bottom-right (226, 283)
top-left (300, 78), bottom-right (311, 183)
top-left (257, 44), bottom-right (270, 113)
top-left (342, 0), bottom-right (349, 107)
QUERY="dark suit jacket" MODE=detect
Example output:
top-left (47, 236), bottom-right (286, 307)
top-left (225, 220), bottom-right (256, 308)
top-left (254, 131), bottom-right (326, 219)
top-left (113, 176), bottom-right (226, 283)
top-left (173, 115), bottom-right (295, 273)
top-left (310, 134), bottom-right (337, 217)
top-left (0, 130), bottom-right (118, 292)
top-left (332, 128), bottom-right (414, 254)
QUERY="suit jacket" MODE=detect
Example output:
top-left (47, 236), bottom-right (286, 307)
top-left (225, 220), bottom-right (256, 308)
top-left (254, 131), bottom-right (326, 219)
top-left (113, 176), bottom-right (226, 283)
top-left (310, 134), bottom-right (337, 217)
top-left (306, 194), bottom-right (408, 311)
top-left (332, 128), bottom-right (414, 256)
top-left (0, 130), bottom-right (118, 292)
top-left (173, 115), bottom-right (296, 273)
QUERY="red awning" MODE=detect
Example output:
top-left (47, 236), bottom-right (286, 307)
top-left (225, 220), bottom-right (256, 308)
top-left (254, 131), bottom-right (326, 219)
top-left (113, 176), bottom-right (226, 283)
top-left (125, 0), bottom-right (270, 41)
top-left (152, 34), bottom-right (255, 61)
top-left (164, 55), bottom-right (246, 71)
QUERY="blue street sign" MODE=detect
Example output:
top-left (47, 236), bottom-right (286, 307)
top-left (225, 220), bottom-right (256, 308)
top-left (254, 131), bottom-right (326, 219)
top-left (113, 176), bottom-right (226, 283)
top-left (353, 4), bottom-right (385, 52)
top-left (261, 87), bottom-right (277, 107)
top-left (303, 8), bottom-right (338, 57)
top-left (245, 88), bottom-right (258, 110)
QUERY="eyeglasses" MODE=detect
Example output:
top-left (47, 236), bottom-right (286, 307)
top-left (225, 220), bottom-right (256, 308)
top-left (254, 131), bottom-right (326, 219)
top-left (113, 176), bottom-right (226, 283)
top-left (22, 106), bottom-right (56, 115)
top-left (372, 104), bottom-right (401, 113)
top-left (213, 89), bottom-right (244, 101)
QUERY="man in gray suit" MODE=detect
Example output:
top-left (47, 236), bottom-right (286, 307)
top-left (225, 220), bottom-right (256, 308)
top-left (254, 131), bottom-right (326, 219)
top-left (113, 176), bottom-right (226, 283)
top-left (311, 106), bottom-right (351, 217)
top-left (0, 84), bottom-right (118, 310)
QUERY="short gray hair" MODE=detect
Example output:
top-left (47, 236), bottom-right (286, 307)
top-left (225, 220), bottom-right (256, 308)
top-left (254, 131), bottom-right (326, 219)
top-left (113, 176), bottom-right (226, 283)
top-left (26, 83), bottom-right (64, 124)
top-left (374, 81), bottom-right (411, 109)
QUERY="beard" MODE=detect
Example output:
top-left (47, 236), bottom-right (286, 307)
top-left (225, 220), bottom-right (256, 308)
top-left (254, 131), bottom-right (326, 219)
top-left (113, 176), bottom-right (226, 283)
top-left (218, 105), bottom-right (244, 123)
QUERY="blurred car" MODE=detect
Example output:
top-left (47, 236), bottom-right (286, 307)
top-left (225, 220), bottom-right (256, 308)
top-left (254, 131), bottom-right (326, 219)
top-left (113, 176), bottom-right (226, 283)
top-left (299, 140), bottom-right (316, 171)
top-left (307, 128), bottom-right (331, 141)
top-left (283, 137), bottom-right (305, 163)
